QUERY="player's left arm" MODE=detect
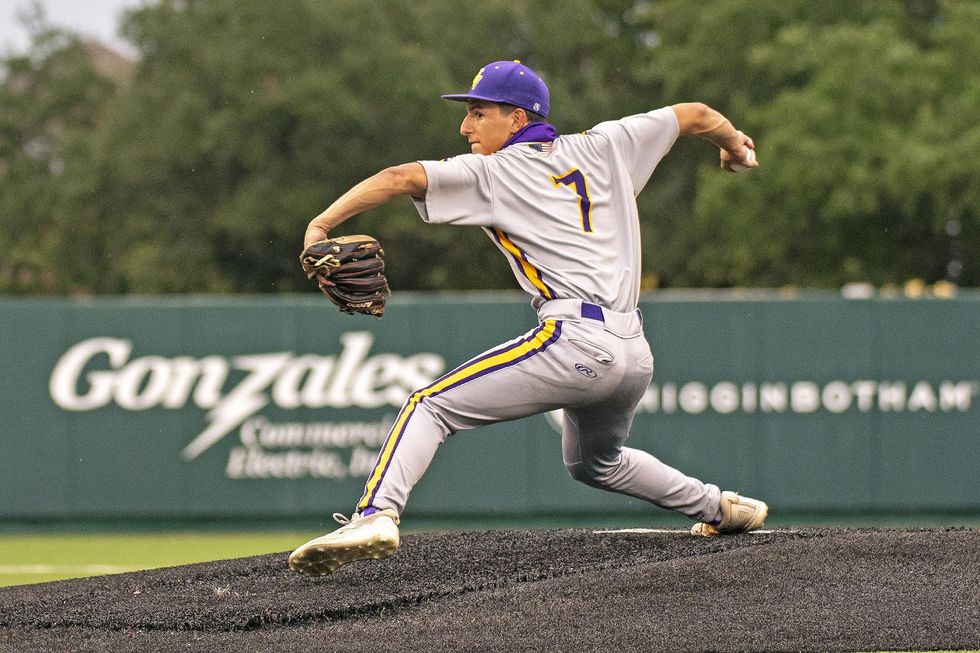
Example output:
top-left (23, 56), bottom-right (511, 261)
top-left (304, 162), bottom-right (428, 247)
top-left (671, 102), bottom-right (758, 172)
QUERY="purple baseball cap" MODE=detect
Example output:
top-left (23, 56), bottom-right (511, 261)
top-left (442, 60), bottom-right (550, 118)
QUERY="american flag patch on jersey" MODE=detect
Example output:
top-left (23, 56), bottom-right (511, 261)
top-left (526, 142), bottom-right (555, 154)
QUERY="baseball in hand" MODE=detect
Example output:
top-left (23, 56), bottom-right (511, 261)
top-left (730, 147), bottom-right (756, 172)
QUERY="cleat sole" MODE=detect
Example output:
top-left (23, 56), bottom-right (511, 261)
top-left (288, 535), bottom-right (398, 576)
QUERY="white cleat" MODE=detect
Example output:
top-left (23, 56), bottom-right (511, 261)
top-left (691, 491), bottom-right (768, 537)
top-left (288, 509), bottom-right (400, 576)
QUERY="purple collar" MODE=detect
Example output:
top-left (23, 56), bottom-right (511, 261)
top-left (502, 122), bottom-right (557, 150)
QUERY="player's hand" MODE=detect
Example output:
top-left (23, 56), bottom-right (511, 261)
top-left (304, 223), bottom-right (330, 249)
top-left (720, 132), bottom-right (758, 172)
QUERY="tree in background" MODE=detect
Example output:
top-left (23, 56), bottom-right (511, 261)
top-left (676, 0), bottom-right (979, 287)
top-left (89, 0), bottom-right (661, 293)
top-left (0, 7), bottom-right (121, 294)
top-left (0, 0), bottom-right (976, 294)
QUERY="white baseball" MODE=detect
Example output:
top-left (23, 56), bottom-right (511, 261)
top-left (730, 147), bottom-right (756, 172)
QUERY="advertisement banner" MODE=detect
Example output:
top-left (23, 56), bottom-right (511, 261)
top-left (1, 293), bottom-right (977, 519)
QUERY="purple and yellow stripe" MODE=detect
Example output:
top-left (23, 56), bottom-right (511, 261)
top-left (491, 229), bottom-right (556, 300)
top-left (357, 320), bottom-right (563, 512)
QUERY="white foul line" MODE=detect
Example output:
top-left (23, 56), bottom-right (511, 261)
top-left (0, 564), bottom-right (141, 575)
top-left (591, 528), bottom-right (793, 535)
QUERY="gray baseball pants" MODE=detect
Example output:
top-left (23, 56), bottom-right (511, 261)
top-left (356, 299), bottom-right (721, 522)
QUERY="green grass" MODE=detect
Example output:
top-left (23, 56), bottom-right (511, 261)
top-left (0, 531), bottom-right (317, 587)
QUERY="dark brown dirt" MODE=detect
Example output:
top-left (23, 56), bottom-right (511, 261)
top-left (1, 528), bottom-right (978, 652)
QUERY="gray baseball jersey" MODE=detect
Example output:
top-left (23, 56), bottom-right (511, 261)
top-left (413, 107), bottom-right (679, 312)
top-left (356, 107), bottom-right (720, 522)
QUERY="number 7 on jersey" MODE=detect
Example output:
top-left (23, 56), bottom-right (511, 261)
top-left (550, 168), bottom-right (594, 233)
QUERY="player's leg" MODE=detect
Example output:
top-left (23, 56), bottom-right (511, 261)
top-left (290, 320), bottom-right (570, 575)
top-left (562, 402), bottom-right (721, 523)
top-left (356, 319), bottom-right (569, 516)
top-left (559, 327), bottom-right (722, 523)
top-left (560, 328), bottom-right (766, 531)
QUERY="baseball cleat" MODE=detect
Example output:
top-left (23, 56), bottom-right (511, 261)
top-left (288, 508), bottom-right (400, 576)
top-left (691, 491), bottom-right (768, 537)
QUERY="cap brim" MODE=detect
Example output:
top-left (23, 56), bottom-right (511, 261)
top-left (441, 93), bottom-right (505, 104)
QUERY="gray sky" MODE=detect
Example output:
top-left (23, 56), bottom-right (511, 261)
top-left (0, 0), bottom-right (146, 55)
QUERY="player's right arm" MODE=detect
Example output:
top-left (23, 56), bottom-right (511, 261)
top-left (304, 163), bottom-right (428, 247)
top-left (671, 102), bottom-right (758, 172)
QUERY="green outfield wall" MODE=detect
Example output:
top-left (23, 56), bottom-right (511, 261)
top-left (1, 292), bottom-right (978, 521)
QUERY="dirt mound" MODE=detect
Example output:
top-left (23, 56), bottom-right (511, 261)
top-left (1, 528), bottom-right (978, 652)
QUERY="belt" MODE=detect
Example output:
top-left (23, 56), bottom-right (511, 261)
top-left (537, 299), bottom-right (644, 337)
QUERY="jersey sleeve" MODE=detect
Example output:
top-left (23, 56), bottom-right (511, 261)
top-left (589, 106), bottom-right (680, 195)
top-left (411, 155), bottom-right (494, 227)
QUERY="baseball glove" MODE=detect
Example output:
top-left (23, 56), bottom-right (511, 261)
top-left (299, 235), bottom-right (390, 317)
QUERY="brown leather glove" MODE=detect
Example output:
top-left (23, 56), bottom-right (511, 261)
top-left (299, 235), bottom-right (390, 317)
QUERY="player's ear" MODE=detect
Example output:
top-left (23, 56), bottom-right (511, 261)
top-left (511, 107), bottom-right (529, 131)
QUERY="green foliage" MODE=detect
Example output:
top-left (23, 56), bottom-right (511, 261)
top-left (636, 0), bottom-right (978, 287)
top-left (0, 22), bottom-right (116, 293)
top-left (0, 0), bottom-right (976, 293)
top-left (686, 0), bottom-right (978, 287)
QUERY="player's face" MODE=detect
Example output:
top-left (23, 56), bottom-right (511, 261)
top-left (460, 102), bottom-right (520, 155)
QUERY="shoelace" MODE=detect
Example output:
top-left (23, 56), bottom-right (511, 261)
top-left (332, 512), bottom-right (354, 526)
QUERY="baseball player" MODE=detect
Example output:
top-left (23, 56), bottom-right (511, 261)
top-left (289, 60), bottom-right (767, 576)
